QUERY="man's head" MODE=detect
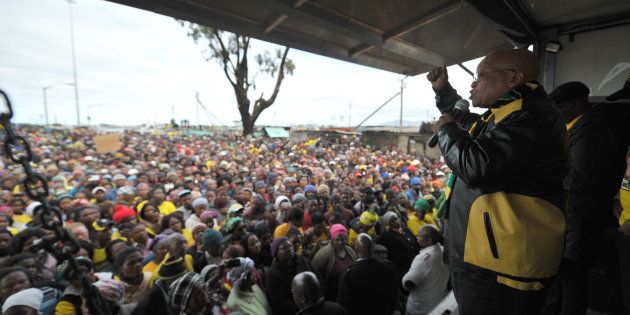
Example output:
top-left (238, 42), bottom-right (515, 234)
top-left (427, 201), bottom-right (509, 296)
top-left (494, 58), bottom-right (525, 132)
top-left (291, 271), bottom-right (321, 309)
top-left (354, 233), bottom-right (374, 259)
top-left (166, 233), bottom-right (187, 258)
top-left (471, 49), bottom-right (539, 108)
top-left (550, 81), bottom-right (591, 123)
top-left (417, 224), bottom-right (442, 248)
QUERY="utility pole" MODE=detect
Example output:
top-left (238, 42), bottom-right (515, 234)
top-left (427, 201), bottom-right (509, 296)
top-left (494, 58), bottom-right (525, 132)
top-left (67, 0), bottom-right (81, 126)
top-left (43, 83), bottom-right (74, 126)
top-left (400, 76), bottom-right (408, 132)
top-left (348, 101), bottom-right (352, 128)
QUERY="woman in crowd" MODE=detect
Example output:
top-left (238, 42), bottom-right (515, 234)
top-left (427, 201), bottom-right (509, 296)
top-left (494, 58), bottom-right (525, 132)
top-left (241, 232), bottom-right (272, 272)
top-left (225, 257), bottom-right (271, 314)
top-left (138, 203), bottom-right (161, 238)
top-left (160, 214), bottom-right (193, 247)
top-left (113, 246), bottom-right (151, 304)
top-left (143, 234), bottom-right (168, 276)
top-left (311, 223), bottom-right (356, 301)
top-left (266, 237), bottom-right (316, 315)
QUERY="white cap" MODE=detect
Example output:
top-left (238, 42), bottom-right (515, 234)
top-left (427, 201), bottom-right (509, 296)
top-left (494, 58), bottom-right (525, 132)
top-left (436, 171), bottom-right (445, 176)
top-left (2, 288), bottom-right (43, 313)
top-left (92, 186), bottom-right (107, 194)
top-left (25, 202), bottom-right (42, 217)
top-left (128, 169), bottom-right (139, 175)
top-left (87, 175), bottom-right (100, 182)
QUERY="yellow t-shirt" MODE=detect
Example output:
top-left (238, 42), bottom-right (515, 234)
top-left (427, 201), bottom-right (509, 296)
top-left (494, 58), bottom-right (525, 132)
top-left (143, 260), bottom-right (159, 276)
top-left (348, 226), bottom-right (377, 247)
top-left (93, 247), bottom-right (107, 264)
top-left (407, 213), bottom-right (436, 236)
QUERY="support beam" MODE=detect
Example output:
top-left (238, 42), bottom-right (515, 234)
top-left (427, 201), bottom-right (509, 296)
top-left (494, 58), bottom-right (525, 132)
top-left (262, 0), bottom-right (446, 66)
top-left (383, 1), bottom-right (467, 41)
top-left (263, 0), bottom-right (308, 34)
top-left (457, 63), bottom-right (474, 77)
top-left (109, 0), bottom-right (415, 74)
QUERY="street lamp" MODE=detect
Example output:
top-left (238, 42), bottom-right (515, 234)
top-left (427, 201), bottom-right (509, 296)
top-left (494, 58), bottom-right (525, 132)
top-left (42, 83), bottom-right (74, 126)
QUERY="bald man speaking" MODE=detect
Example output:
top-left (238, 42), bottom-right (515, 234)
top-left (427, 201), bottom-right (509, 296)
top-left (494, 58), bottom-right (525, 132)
top-left (428, 49), bottom-right (569, 314)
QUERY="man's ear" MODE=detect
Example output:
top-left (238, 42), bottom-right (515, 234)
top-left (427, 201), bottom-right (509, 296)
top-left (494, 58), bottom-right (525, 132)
top-left (507, 71), bottom-right (525, 88)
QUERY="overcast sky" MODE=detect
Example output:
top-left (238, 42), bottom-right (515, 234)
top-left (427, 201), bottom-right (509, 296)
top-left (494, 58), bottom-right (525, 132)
top-left (0, 0), bottom-right (483, 127)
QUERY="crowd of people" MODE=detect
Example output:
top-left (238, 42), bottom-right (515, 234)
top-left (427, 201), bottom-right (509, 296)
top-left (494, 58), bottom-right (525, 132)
top-left (0, 124), bottom-right (452, 315)
top-left (1, 47), bottom-right (629, 315)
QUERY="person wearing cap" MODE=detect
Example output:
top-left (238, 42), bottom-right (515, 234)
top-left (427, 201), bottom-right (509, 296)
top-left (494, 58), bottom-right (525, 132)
top-left (347, 210), bottom-right (379, 247)
top-left (407, 199), bottom-right (437, 237)
top-left (544, 81), bottom-right (622, 314)
top-left (184, 197), bottom-right (208, 230)
top-left (311, 223), bottom-right (356, 301)
top-left (2, 287), bottom-right (42, 315)
top-left (90, 186), bottom-right (108, 205)
top-left (427, 50), bottom-right (571, 312)
top-left (132, 255), bottom-right (187, 315)
top-left (176, 189), bottom-right (194, 221)
top-left (406, 176), bottom-right (423, 204)
top-left (106, 173), bottom-right (128, 201)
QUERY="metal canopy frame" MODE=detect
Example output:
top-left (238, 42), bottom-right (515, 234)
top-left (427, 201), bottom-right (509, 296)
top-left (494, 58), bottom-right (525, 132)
top-left (106, 0), bottom-right (630, 76)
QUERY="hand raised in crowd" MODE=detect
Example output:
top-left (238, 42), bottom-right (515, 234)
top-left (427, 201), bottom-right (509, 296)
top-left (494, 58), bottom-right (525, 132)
top-left (427, 65), bottom-right (448, 91)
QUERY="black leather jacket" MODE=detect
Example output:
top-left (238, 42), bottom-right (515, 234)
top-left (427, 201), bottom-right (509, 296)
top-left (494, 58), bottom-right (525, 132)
top-left (434, 83), bottom-right (569, 287)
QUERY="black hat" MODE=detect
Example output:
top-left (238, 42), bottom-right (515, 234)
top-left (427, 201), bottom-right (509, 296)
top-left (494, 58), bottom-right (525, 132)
top-left (158, 256), bottom-right (186, 280)
top-left (550, 82), bottom-right (590, 104)
top-left (607, 77), bottom-right (630, 101)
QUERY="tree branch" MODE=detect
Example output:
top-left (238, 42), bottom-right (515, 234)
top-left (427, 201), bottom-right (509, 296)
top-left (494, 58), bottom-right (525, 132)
top-left (212, 29), bottom-right (236, 86)
top-left (251, 46), bottom-right (290, 121)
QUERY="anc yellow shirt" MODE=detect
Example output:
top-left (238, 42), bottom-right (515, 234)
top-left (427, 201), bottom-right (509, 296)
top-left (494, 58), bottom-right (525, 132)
top-left (407, 213), bottom-right (436, 236)
top-left (348, 226), bottom-right (377, 247)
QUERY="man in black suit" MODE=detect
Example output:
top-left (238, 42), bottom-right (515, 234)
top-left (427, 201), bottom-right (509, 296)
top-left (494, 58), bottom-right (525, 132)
top-left (337, 233), bottom-right (399, 315)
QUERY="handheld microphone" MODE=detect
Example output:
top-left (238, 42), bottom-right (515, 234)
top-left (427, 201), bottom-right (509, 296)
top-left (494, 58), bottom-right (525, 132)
top-left (427, 99), bottom-right (470, 148)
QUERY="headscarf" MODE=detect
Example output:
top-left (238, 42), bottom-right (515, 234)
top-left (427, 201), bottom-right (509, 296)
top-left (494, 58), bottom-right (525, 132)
top-left (93, 279), bottom-right (128, 303)
top-left (169, 272), bottom-right (205, 315)
top-left (330, 224), bottom-right (348, 240)
top-left (226, 257), bottom-right (255, 284)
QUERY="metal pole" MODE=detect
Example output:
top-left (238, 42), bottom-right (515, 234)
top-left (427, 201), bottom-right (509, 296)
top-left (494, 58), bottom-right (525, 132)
top-left (354, 92), bottom-right (401, 130)
top-left (400, 76), bottom-right (408, 132)
top-left (43, 88), bottom-right (49, 126)
top-left (68, 0), bottom-right (81, 126)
